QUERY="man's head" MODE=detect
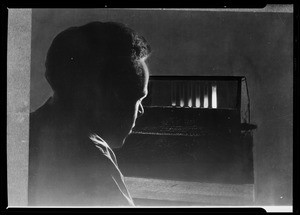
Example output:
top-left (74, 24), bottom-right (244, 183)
top-left (45, 22), bottom-right (151, 148)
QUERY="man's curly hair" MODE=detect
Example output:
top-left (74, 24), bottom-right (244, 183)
top-left (45, 22), bottom-right (151, 96)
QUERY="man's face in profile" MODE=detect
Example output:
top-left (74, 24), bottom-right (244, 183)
top-left (114, 58), bottom-right (149, 142)
top-left (88, 57), bottom-right (149, 148)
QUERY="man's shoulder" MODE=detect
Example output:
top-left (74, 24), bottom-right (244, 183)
top-left (87, 134), bottom-right (117, 168)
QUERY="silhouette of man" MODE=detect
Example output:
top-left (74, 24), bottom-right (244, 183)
top-left (28, 22), bottom-right (151, 206)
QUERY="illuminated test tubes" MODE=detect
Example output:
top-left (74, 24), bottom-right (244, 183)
top-left (180, 82), bottom-right (184, 107)
top-left (195, 83), bottom-right (201, 108)
top-left (171, 82), bottom-right (176, 107)
top-left (188, 83), bottom-right (192, 107)
top-left (212, 83), bottom-right (217, 108)
top-left (170, 81), bottom-right (217, 109)
top-left (203, 84), bottom-right (209, 108)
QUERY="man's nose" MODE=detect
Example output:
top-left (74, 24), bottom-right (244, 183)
top-left (138, 103), bottom-right (144, 117)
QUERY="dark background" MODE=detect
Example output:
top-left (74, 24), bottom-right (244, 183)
top-left (30, 9), bottom-right (293, 205)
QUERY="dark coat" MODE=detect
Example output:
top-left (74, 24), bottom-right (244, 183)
top-left (28, 98), bottom-right (134, 206)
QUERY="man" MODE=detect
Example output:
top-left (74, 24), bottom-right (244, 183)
top-left (28, 22), bottom-right (151, 206)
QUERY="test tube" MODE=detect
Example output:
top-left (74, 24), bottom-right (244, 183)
top-left (212, 82), bottom-right (217, 108)
top-left (203, 83), bottom-right (209, 108)
top-left (195, 82), bottom-right (201, 108)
